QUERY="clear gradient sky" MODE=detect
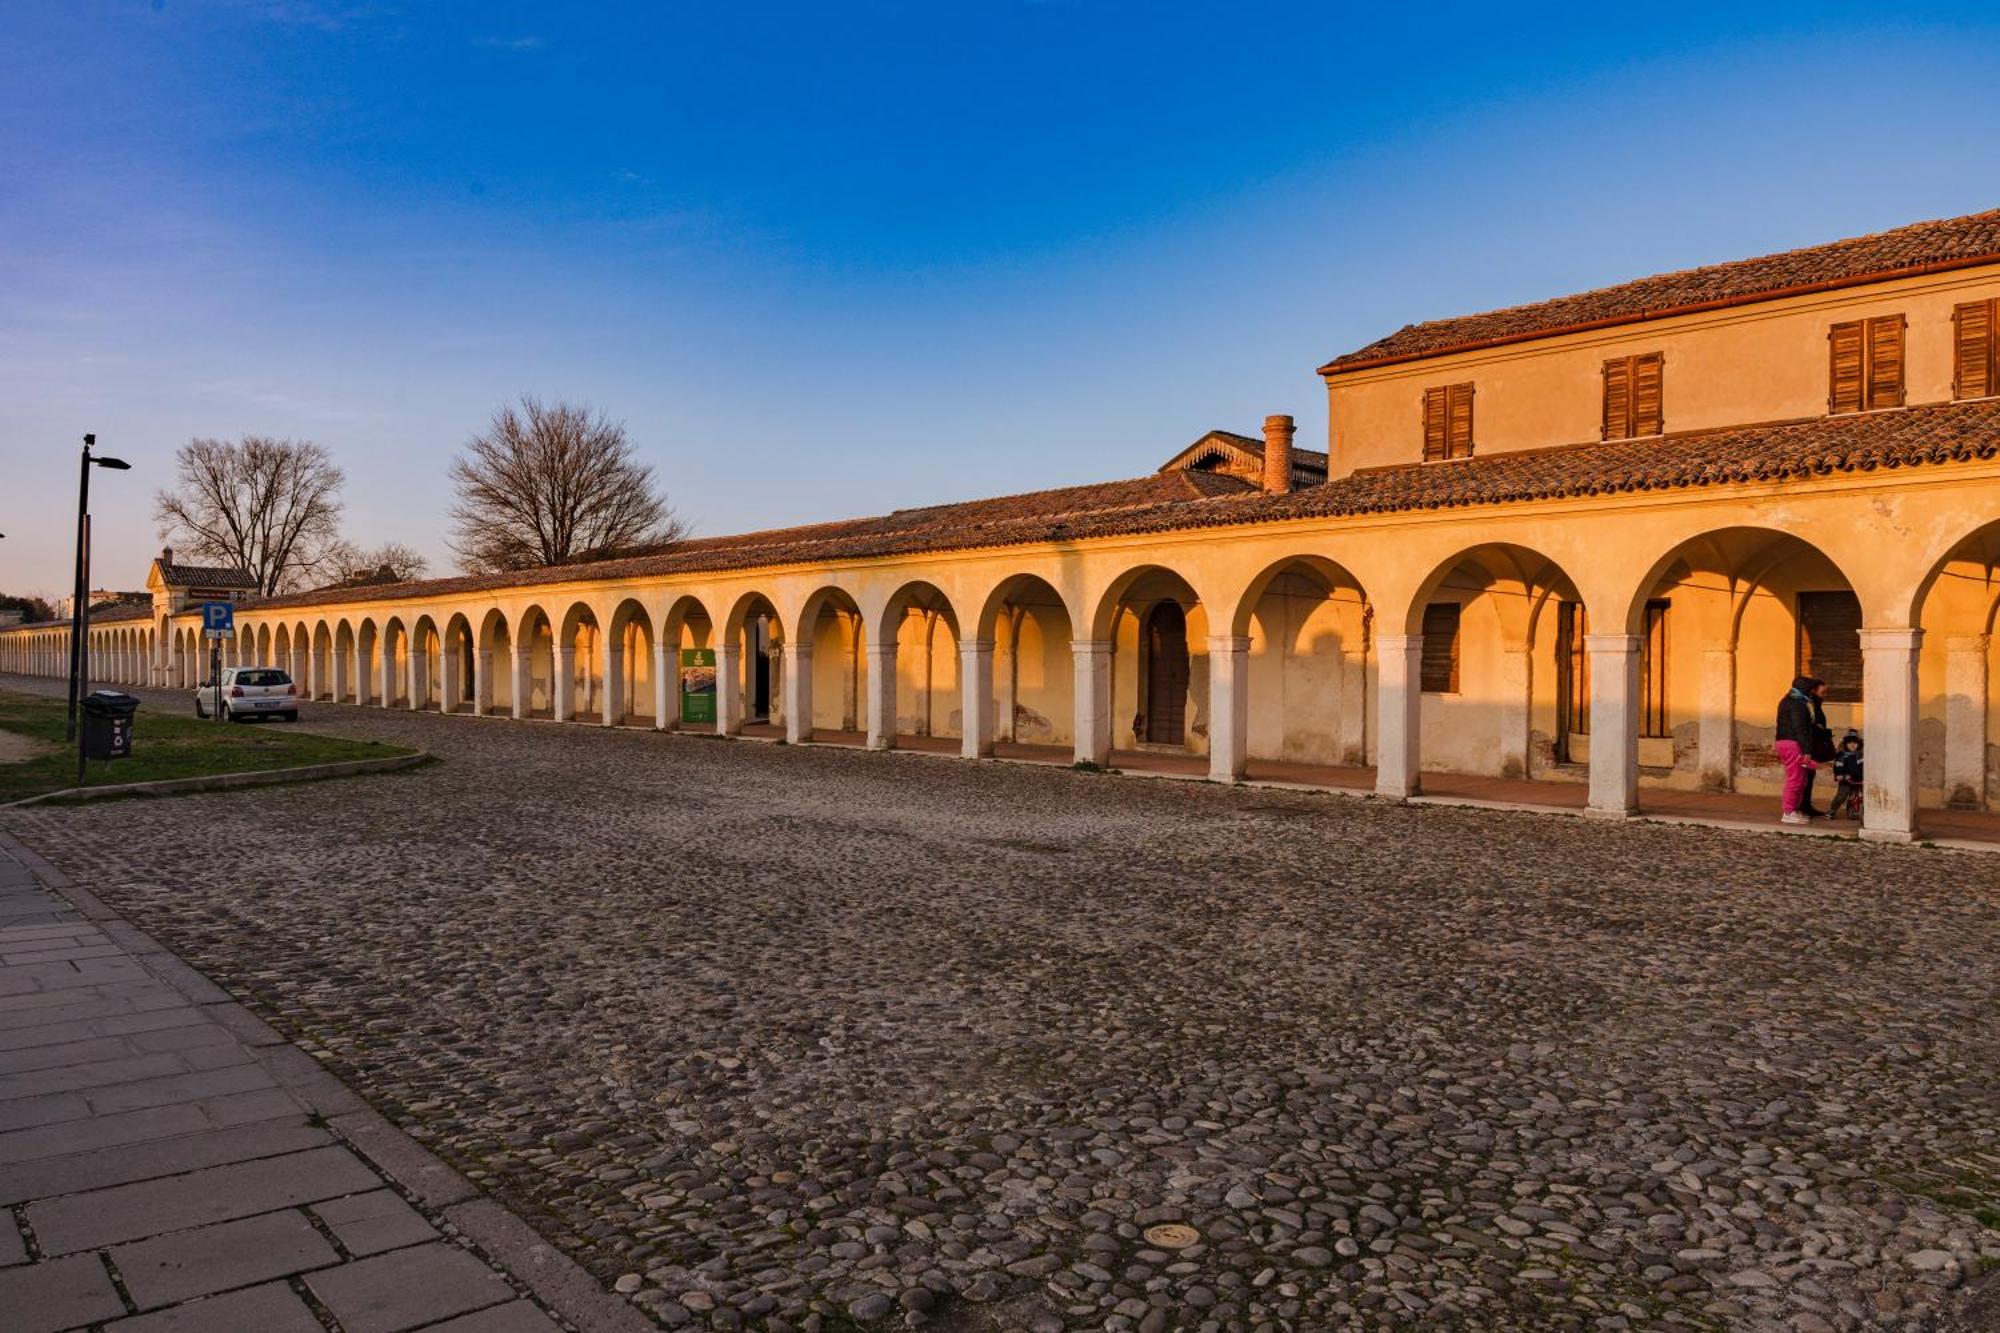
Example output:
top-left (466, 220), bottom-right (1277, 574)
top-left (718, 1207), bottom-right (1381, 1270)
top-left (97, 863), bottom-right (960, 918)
top-left (4, 2), bottom-right (2000, 596)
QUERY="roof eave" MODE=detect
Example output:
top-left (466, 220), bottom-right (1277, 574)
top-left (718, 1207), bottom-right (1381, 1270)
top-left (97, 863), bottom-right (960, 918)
top-left (1316, 252), bottom-right (2000, 378)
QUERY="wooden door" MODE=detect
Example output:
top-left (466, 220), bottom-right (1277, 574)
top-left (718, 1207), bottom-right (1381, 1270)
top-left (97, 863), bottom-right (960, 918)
top-left (1144, 602), bottom-right (1189, 745)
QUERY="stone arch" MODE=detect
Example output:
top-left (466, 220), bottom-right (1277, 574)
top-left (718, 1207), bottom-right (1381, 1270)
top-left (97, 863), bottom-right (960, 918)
top-left (720, 591), bottom-right (784, 734)
top-left (1222, 554), bottom-right (1374, 772)
top-left (1085, 563), bottom-right (1212, 762)
top-left (605, 598), bottom-right (656, 727)
top-left (410, 615), bottom-right (441, 711)
top-left (380, 616), bottom-right (411, 706)
top-left (868, 582), bottom-right (963, 749)
top-left (355, 619), bottom-right (382, 705)
top-left (475, 608), bottom-right (511, 715)
top-left (792, 585), bottom-right (867, 744)
top-left (1621, 526), bottom-right (1867, 805)
top-left (658, 594), bottom-right (716, 730)
top-left (515, 604), bottom-right (556, 719)
top-left (556, 601), bottom-right (604, 723)
top-left (1910, 518), bottom-right (2000, 815)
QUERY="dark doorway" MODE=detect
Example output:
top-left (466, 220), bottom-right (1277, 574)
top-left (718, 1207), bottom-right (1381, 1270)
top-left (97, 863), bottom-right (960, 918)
top-left (750, 615), bottom-right (773, 722)
top-left (459, 637), bottom-right (474, 705)
top-left (1144, 602), bottom-right (1190, 745)
top-left (1555, 600), bottom-right (1588, 764)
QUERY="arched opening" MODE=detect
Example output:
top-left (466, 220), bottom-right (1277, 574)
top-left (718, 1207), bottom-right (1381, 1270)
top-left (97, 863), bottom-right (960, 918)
top-left (333, 621), bottom-right (357, 702)
top-left (442, 613), bottom-right (476, 713)
top-left (606, 599), bottom-right (656, 727)
top-left (410, 616), bottom-right (441, 711)
top-left (256, 623), bottom-right (272, 668)
top-left (794, 586), bottom-right (866, 745)
top-left (354, 620), bottom-right (380, 705)
top-left (722, 592), bottom-right (784, 736)
top-left (1089, 565), bottom-right (1208, 772)
top-left (1623, 527), bottom-right (1866, 824)
top-left (872, 582), bottom-right (962, 752)
top-left (557, 602), bottom-right (603, 723)
top-left (274, 625), bottom-right (292, 689)
top-left (1224, 556), bottom-right (1374, 784)
top-left (972, 574), bottom-right (1077, 762)
top-left (313, 623), bottom-right (335, 699)
top-left (516, 606), bottom-right (556, 719)
top-left (1391, 543), bottom-right (1587, 800)
top-left (478, 609), bottom-right (512, 716)
top-left (662, 595), bottom-right (716, 731)
top-left (1911, 519), bottom-right (2000, 842)
top-left (380, 618), bottom-right (410, 707)
top-left (290, 623), bottom-right (310, 695)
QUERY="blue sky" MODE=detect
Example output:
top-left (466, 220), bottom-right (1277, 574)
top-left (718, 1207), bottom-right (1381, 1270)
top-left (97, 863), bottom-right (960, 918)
top-left (4, 1), bottom-right (1999, 594)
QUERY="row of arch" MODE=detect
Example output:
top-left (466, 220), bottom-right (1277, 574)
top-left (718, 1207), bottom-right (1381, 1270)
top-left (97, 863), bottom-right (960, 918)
top-left (7, 517), bottom-right (1998, 842)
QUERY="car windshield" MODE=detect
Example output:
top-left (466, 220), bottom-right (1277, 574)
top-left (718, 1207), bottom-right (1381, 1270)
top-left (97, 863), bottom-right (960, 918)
top-left (234, 669), bottom-right (290, 686)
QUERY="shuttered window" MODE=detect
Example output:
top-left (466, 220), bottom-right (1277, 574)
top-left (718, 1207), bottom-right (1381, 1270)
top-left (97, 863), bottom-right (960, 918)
top-left (1640, 599), bottom-right (1670, 738)
top-left (1797, 591), bottom-right (1862, 704)
top-left (1955, 298), bottom-right (1998, 400)
top-left (1421, 383), bottom-right (1475, 461)
top-left (1828, 315), bottom-right (1906, 414)
top-left (1420, 602), bottom-right (1460, 694)
top-left (1602, 352), bottom-right (1665, 439)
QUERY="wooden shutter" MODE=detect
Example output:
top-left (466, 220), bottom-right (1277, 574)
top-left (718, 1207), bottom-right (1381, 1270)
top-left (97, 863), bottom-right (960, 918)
top-left (1602, 357), bottom-right (1631, 440)
top-left (1446, 383), bottom-right (1474, 458)
top-left (1828, 321), bottom-right (1865, 414)
top-left (1422, 386), bottom-right (1448, 461)
top-left (1955, 298), bottom-right (1997, 400)
top-left (1632, 352), bottom-right (1664, 435)
top-left (1866, 315), bottom-right (1905, 410)
top-left (1797, 591), bottom-right (1862, 704)
top-left (1420, 602), bottom-right (1460, 693)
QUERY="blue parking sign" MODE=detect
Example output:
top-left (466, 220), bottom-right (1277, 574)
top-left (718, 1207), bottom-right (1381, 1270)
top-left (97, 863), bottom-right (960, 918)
top-left (202, 601), bottom-right (235, 637)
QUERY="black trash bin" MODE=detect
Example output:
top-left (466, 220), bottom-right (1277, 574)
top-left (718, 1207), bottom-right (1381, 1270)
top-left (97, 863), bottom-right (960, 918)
top-left (82, 690), bottom-right (139, 761)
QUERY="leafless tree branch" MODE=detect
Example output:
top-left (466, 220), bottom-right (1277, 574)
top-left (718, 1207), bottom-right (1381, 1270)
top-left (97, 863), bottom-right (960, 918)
top-left (154, 436), bottom-right (346, 596)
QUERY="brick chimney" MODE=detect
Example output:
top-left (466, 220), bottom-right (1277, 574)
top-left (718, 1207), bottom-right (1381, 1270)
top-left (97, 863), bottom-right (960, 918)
top-left (160, 546), bottom-right (174, 567)
top-left (1262, 414), bottom-right (1295, 495)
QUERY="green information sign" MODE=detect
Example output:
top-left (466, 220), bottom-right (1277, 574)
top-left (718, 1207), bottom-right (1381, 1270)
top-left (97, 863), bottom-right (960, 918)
top-left (680, 647), bottom-right (717, 724)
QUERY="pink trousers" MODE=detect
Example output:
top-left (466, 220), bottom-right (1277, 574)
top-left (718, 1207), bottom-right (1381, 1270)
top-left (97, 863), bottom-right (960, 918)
top-left (1775, 740), bottom-right (1810, 813)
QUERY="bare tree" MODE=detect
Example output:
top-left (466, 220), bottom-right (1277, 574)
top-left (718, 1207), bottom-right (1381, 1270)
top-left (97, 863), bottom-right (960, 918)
top-left (448, 397), bottom-right (683, 572)
top-left (320, 541), bottom-right (430, 586)
top-left (155, 436), bottom-right (346, 595)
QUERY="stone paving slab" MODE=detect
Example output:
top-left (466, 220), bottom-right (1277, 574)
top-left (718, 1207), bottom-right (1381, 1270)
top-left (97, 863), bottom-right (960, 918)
top-left (0, 828), bottom-right (644, 1333)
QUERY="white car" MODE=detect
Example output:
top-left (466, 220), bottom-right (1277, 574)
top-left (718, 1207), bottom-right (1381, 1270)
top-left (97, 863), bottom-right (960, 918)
top-left (194, 666), bottom-right (301, 722)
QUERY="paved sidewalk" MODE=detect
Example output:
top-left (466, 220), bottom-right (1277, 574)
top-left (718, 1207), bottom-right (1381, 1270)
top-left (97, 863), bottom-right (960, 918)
top-left (0, 833), bottom-right (649, 1333)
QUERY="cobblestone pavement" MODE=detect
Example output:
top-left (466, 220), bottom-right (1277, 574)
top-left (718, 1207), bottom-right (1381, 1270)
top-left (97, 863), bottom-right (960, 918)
top-left (4, 677), bottom-right (1998, 1333)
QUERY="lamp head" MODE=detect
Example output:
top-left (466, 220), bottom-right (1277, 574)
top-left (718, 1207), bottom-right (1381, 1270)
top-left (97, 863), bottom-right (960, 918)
top-left (94, 457), bottom-right (131, 470)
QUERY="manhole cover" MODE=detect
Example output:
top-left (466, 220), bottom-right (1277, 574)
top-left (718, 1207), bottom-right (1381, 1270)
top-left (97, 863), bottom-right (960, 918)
top-left (1142, 1223), bottom-right (1199, 1249)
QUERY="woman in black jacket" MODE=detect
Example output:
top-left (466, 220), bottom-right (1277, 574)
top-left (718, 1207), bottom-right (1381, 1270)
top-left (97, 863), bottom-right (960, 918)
top-left (1775, 676), bottom-right (1820, 824)
top-left (1799, 679), bottom-right (1834, 818)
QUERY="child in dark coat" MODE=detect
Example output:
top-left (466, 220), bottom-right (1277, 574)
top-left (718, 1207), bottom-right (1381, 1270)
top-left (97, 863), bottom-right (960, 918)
top-left (1830, 730), bottom-right (1864, 820)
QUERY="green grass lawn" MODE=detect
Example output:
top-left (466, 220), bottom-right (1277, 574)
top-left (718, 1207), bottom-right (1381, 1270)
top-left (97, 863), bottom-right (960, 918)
top-left (0, 690), bottom-right (416, 803)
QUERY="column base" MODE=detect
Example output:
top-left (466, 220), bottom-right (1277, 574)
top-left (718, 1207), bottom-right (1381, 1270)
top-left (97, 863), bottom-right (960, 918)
top-left (1582, 806), bottom-right (1634, 822)
top-left (1859, 827), bottom-right (1916, 844)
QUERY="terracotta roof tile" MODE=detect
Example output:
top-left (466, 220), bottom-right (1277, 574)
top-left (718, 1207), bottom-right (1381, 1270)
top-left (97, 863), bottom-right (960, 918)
top-left (156, 560), bottom-right (257, 588)
top-left (233, 399), bottom-right (2000, 617)
top-left (1323, 208), bottom-right (2000, 372)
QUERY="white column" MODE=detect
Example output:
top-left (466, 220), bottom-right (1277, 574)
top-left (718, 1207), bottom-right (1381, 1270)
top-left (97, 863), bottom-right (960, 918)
top-left (716, 637), bottom-right (743, 736)
top-left (653, 641), bottom-right (672, 730)
top-left (553, 645), bottom-right (575, 722)
top-left (865, 642), bottom-right (897, 750)
top-left (1374, 633), bottom-right (1424, 800)
top-left (960, 639), bottom-right (995, 759)
top-left (1585, 633), bottom-right (1640, 817)
top-left (784, 641), bottom-right (814, 744)
top-left (473, 647), bottom-right (492, 716)
top-left (510, 644), bottom-right (531, 720)
top-left (380, 641), bottom-right (397, 707)
top-left (602, 640), bottom-right (623, 726)
top-left (1497, 641), bottom-right (1532, 780)
top-left (1944, 635), bottom-right (1989, 810)
top-left (1207, 635), bottom-right (1250, 783)
top-left (405, 645), bottom-right (422, 710)
top-left (1861, 628), bottom-right (1923, 842)
top-left (1071, 641), bottom-right (1113, 767)
top-left (1697, 646), bottom-right (1737, 791)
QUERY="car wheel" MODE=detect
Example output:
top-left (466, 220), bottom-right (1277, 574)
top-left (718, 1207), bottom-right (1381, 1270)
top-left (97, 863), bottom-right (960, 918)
top-left (282, 711), bottom-right (298, 723)
top-left (220, 704), bottom-right (232, 723)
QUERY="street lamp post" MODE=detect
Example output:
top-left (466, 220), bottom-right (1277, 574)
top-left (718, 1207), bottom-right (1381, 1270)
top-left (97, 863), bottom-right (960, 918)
top-left (65, 435), bottom-right (131, 764)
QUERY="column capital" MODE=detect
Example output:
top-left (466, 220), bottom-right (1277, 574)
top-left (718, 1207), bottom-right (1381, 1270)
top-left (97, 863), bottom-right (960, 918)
top-left (784, 640), bottom-right (813, 660)
top-left (1206, 635), bottom-right (1252, 654)
top-left (1374, 633), bottom-right (1423, 652)
top-left (865, 642), bottom-right (898, 659)
top-left (1584, 633), bottom-right (1642, 653)
top-left (1071, 640), bottom-right (1114, 659)
top-left (960, 639), bottom-right (996, 654)
top-left (1945, 633), bottom-right (1990, 653)
top-left (1858, 627), bottom-right (1923, 652)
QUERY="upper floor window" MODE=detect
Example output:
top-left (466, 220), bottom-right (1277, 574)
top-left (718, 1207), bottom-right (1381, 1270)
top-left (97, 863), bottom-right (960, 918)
top-left (1602, 352), bottom-right (1664, 439)
top-left (1421, 383), bottom-right (1475, 461)
top-left (1828, 314), bottom-right (1905, 414)
top-left (1954, 298), bottom-right (1997, 400)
